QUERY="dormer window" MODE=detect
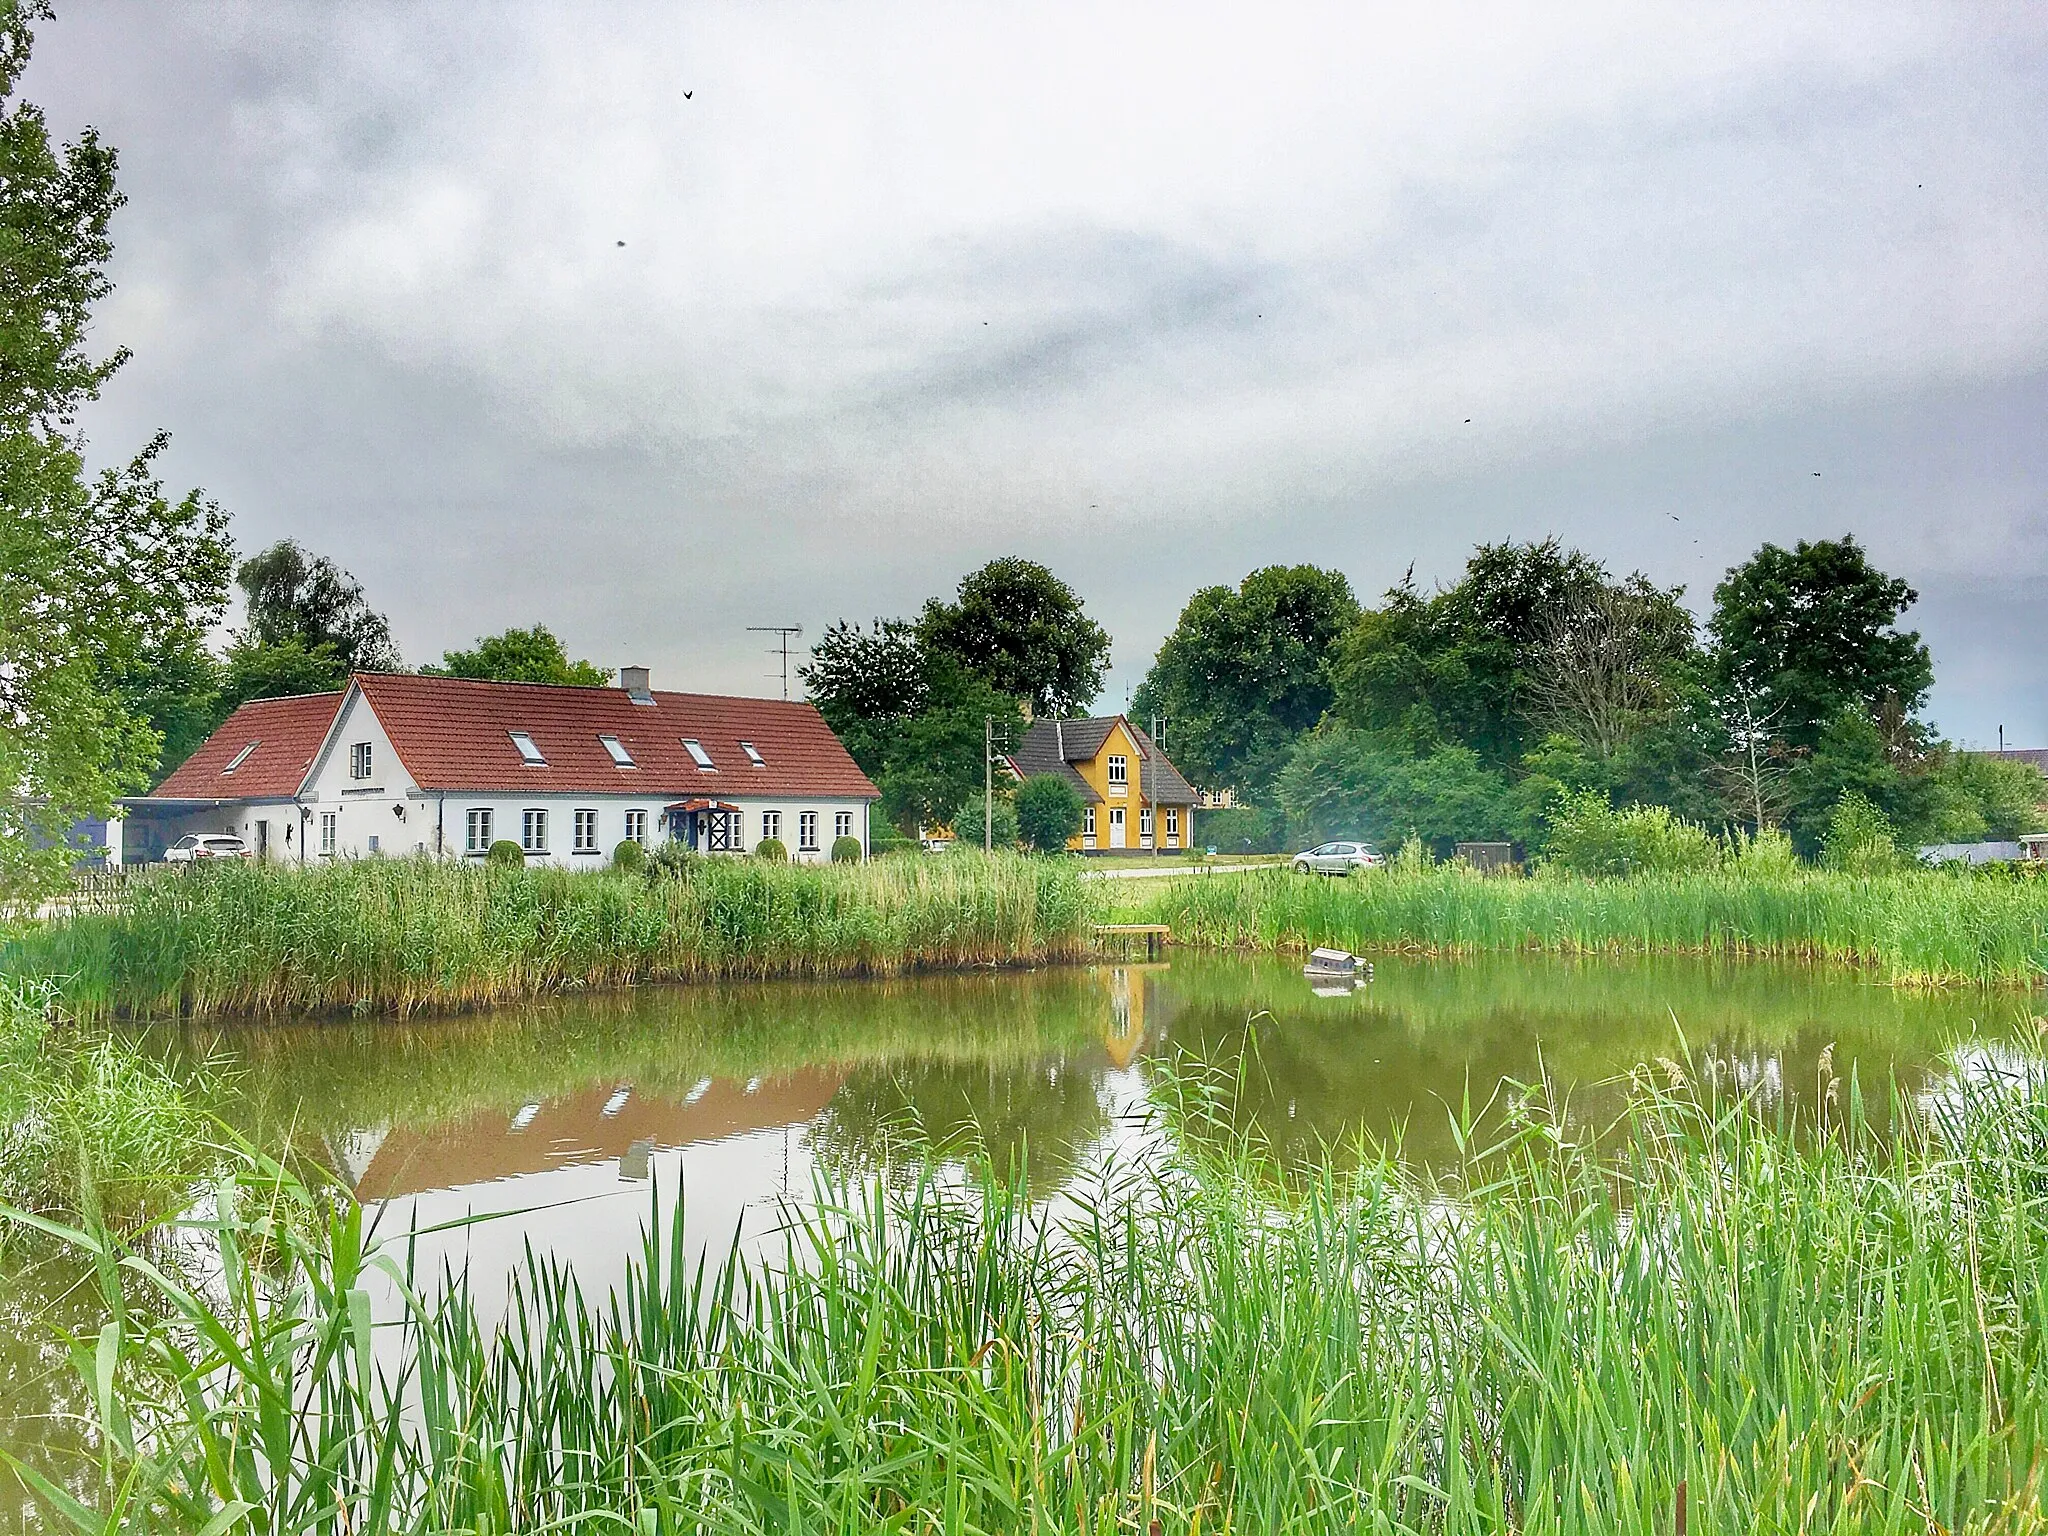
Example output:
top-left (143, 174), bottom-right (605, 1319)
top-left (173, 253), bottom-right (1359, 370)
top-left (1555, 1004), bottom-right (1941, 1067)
top-left (740, 741), bottom-right (766, 768)
top-left (223, 742), bottom-right (260, 775)
top-left (682, 738), bottom-right (715, 770)
top-left (599, 734), bottom-right (635, 767)
top-left (509, 731), bottom-right (547, 766)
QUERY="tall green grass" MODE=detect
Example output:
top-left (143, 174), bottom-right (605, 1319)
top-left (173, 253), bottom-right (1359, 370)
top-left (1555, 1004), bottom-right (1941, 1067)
top-left (1127, 865), bottom-right (2048, 987)
top-left (14, 1059), bottom-right (2048, 1533)
top-left (6, 852), bottom-right (1094, 1018)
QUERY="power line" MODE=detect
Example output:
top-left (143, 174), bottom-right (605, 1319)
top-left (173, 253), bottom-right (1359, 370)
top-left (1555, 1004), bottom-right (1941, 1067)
top-left (747, 625), bottom-right (803, 701)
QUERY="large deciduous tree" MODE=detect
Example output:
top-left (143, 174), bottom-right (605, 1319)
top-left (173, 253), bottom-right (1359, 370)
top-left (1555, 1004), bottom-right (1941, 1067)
top-left (428, 625), bottom-right (608, 686)
top-left (0, 2), bottom-right (233, 894)
top-left (1131, 564), bottom-right (1357, 798)
top-left (919, 558), bottom-right (1110, 718)
top-left (235, 540), bottom-right (401, 674)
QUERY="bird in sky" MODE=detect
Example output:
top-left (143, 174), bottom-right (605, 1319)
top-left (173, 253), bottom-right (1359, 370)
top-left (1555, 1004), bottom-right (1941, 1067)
top-left (616, 240), bottom-right (625, 247)
top-left (683, 91), bottom-right (693, 99)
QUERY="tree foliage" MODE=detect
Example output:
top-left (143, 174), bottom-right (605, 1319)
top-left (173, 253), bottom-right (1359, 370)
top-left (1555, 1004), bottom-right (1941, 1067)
top-left (1014, 773), bottom-right (1083, 852)
top-left (1273, 729), bottom-right (1529, 850)
top-left (236, 540), bottom-right (401, 674)
top-left (1131, 564), bottom-right (1357, 797)
top-left (0, 5), bottom-right (233, 893)
top-left (919, 558), bottom-right (1110, 718)
top-left (428, 624), bottom-right (607, 686)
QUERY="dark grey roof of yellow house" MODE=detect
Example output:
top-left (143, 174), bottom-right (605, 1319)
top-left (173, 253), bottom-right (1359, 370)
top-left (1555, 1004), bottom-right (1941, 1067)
top-left (1007, 717), bottom-right (1198, 805)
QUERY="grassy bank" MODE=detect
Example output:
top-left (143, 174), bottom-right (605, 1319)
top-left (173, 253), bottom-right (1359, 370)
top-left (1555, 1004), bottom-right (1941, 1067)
top-left (20, 1063), bottom-right (2048, 1533)
top-left (1126, 864), bottom-right (2048, 987)
top-left (5, 852), bottom-right (1093, 1018)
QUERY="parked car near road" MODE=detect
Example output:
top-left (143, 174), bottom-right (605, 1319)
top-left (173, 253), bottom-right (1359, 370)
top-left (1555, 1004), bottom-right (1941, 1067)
top-left (163, 833), bottom-right (251, 863)
top-left (1291, 840), bottom-right (1383, 876)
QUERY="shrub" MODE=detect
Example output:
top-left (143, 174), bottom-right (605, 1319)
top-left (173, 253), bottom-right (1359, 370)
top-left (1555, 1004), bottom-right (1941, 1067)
top-left (956, 790), bottom-right (1020, 850)
top-left (486, 840), bottom-right (525, 868)
top-left (1822, 790), bottom-right (1912, 875)
top-left (1727, 825), bottom-right (1800, 874)
top-left (831, 835), bottom-right (863, 864)
top-left (756, 838), bottom-right (788, 861)
top-left (1015, 776), bottom-right (1083, 852)
top-left (1196, 805), bottom-right (1287, 855)
top-left (646, 842), bottom-right (701, 880)
top-left (1542, 789), bottom-right (1718, 877)
top-left (611, 839), bottom-right (648, 873)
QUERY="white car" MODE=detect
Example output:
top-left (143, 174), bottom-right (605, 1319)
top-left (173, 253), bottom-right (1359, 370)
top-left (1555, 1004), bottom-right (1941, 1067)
top-left (1292, 840), bottom-right (1384, 876)
top-left (163, 833), bottom-right (251, 863)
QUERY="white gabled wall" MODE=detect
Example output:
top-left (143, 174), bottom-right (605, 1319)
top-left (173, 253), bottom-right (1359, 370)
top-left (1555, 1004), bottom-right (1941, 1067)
top-left (300, 688), bottom-right (424, 861)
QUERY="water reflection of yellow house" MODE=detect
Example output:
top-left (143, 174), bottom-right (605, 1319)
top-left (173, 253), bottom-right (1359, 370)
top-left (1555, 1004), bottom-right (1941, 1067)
top-left (334, 1069), bottom-right (848, 1200)
top-left (1103, 965), bottom-right (1170, 1070)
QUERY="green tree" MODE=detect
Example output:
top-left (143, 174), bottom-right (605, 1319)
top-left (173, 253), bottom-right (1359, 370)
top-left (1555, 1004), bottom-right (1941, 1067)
top-left (217, 635), bottom-right (349, 715)
top-left (0, 4), bottom-right (233, 894)
top-left (1131, 564), bottom-right (1358, 797)
top-left (1014, 773), bottom-right (1084, 852)
top-left (920, 558), bottom-right (1110, 717)
top-left (106, 627), bottom-right (222, 786)
top-left (236, 539), bottom-right (401, 673)
top-left (1273, 729), bottom-right (1524, 850)
top-left (1707, 536), bottom-right (1932, 753)
top-left (428, 624), bottom-right (607, 686)
top-left (800, 618), bottom-right (930, 776)
top-left (957, 788), bottom-right (1020, 850)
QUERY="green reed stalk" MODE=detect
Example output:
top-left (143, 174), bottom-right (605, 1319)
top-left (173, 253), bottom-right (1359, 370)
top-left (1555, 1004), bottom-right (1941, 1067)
top-left (1124, 865), bottom-right (2048, 987)
top-left (6, 852), bottom-right (1096, 1019)
top-left (13, 1059), bottom-right (2048, 1533)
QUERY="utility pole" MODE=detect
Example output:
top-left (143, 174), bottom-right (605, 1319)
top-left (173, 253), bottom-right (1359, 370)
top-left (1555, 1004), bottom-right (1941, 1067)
top-left (985, 715), bottom-right (994, 852)
top-left (747, 625), bottom-right (803, 701)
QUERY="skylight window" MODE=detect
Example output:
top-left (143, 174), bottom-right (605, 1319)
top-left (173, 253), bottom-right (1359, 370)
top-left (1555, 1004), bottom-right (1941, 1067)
top-left (682, 738), bottom-right (715, 770)
top-left (599, 734), bottom-right (635, 767)
top-left (509, 731), bottom-right (547, 766)
top-left (222, 741), bottom-right (260, 775)
top-left (740, 741), bottom-right (766, 768)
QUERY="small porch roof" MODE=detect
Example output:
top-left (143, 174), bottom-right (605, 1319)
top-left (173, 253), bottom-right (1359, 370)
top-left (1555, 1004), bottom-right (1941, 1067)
top-left (665, 798), bottom-right (740, 813)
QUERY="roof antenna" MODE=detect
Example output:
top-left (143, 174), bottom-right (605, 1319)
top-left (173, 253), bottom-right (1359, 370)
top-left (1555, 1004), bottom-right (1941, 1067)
top-left (747, 625), bottom-right (803, 701)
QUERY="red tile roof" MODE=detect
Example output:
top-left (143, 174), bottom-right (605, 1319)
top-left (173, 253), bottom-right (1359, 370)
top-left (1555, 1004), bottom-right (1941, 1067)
top-left (351, 673), bottom-right (879, 798)
top-left (151, 692), bottom-right (344, 799)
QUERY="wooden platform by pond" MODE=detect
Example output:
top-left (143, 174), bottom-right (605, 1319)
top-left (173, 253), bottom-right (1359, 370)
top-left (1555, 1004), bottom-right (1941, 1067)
top-left (1094, 923), bottom-right (1170, 959)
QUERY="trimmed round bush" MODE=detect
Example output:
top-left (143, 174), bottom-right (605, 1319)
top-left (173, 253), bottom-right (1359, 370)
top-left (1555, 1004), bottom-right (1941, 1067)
top-left (485, 840), bottom-right (525, 868)
top-left (831, 834), bottom-right (863, 864)
top-left (611, 839), bottom-right (648, 872)
top-left (755, 837), bottom-right (788, 861)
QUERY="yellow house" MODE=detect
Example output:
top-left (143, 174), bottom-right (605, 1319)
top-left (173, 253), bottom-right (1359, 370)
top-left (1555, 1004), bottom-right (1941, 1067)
top-left (1005, 716), bottom-right (1199, 853)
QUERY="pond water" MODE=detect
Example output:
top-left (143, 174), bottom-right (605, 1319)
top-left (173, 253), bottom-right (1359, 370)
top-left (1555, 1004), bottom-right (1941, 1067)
top-left (3, 952), bottom-right (2040, 1528)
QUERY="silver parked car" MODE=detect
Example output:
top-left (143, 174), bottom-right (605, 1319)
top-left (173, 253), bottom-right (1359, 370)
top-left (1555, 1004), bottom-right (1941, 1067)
top-left (1291, 840), bottom-right (1384, 876)
top-left (163, 833), bottom-right (251, 863)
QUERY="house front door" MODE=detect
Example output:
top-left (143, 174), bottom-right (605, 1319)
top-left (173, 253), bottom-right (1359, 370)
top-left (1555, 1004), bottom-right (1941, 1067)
top-left (1108, 807), bottom-right (1126, 849)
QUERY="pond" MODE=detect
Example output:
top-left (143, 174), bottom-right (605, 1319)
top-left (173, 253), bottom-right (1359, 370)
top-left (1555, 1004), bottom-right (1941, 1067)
top-left (3, 951), bottom-right (2040, 1529)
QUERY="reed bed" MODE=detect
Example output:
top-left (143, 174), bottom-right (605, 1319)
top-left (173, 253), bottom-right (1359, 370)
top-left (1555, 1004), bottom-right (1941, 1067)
top-left (15, 1061), bottom-right (2048, 1534)
top-left (1127, 865), bottom-right (2048, 988)
top-left (5, 852), bottom-right (1094, 1018)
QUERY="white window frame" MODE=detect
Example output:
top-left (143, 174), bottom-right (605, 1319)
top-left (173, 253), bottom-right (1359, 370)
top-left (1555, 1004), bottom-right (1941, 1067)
top-left (834, 811), bottom-right (853, 841)
top-left (740, 741), bottom-right (766, 767)
top-left (598, 734), bottom-right (635, 766)
top-left (624, 809), bottom-right (647, 845)
top-left (466, 808), bottom-right (493, 854)
top-left (350, 741), bottom-right (373, 780)
top-left (798, 811), bottom-right (819, 851)
top-left (762, 810), bottom-right (782, 842)
top-left (1106, 754), bottom-right (1127, 786)
top-left (509, 731), bottom-right (546, 766)
top-left (1084, 806), bottom-right (1097, 837)
top-left (223, 741), bottom-right (260, 775)
top-left (572, 809), bottom-right (600, 853)
top-left (521, 809), bottom-right (548, 854)
top-left (1165, 809), bottom-right (1179, 845)
top-left (320, 812), bottom-right (337, 856)
top-left (682, 738), bottom-right (715, 770)
top-left (1140, 807), bottom-right (1155, 837)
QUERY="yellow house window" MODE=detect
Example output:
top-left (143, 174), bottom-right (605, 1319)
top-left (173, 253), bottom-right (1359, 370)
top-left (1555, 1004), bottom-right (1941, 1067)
top-left (1166, 809), bottom-right (1179, 843)
top-left (1106, 754), bottom-right (1127, 786)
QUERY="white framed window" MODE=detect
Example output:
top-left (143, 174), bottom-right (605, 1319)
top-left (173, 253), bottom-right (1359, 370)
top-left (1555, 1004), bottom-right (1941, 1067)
top-left (1106, 754), bottom-right (1127, 786)
top-left (1140, 808), bottom-right (1154, 837)
top-left (320, 812), bottom-right (337, 856)
top-left (599, 734), bottom-right (635, 766)
top-left (1084, 806), bottom-right (1097, 836)
top-left (572, 809), bottom-right (599, 852)
top-left (682, 738), bottom-right (715, 769)
top-left (223, 741), bottom-right (259, 775)
top-left (798, 811), bottom-right (819, 850)
top-left (1165, 809), bottom-right (1179, 844)
top-left (762, 810), bottom-right (782, 842)
top-left (521, 809), bottom-right (547, 853)
top-left (350, 742), bottom-right (373, 779)
top-left (624, 809), bottom-right (647, 845)
top-left (834, 811), bottom-right (853, 840)
top-left (740, 741), bottom-right (766, 767)
top-left (466, 808), bottom-right (493, 853)
top-left (509, 731), bottom-right (546, 766)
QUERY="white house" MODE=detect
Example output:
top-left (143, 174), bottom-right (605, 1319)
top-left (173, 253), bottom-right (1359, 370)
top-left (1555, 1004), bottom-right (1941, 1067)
top-left (124, 668), bottom-right (880, 866)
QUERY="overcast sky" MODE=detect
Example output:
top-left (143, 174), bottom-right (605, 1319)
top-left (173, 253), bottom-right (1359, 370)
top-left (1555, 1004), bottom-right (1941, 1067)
top-left (28, 2), bottom-right (2048, 741)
